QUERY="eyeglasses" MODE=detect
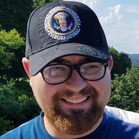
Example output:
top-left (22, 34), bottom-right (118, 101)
top-left (40, 62), bottom-right (108, 85)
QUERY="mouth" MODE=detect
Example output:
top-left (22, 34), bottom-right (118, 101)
top-left (62, 96), bottom-right (89, 104)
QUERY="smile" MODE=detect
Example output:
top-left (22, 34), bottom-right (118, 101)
top-left (62, 96), bottom-right (88, 104)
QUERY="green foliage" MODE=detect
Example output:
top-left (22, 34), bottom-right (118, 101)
top-left (108, 65), bottom-right (139, 112)
top-left (33, 0), bottom-right (56, 9)
top-left (33, 0), bottom-right (46, 8)
top-left (0, 117), bottom-right (14, 135)
top-left (0, 0), bottom-right (33, 37)
top-left (0, 29), bottom-right (25, 80)
top-left (109, 47), bottom-right (132, 79)
top-left (0, 79), bottom-right (41, 135)
top-left (0, 29), bottom-right (24, 65)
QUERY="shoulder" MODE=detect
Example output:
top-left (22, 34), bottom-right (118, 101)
top-left (100, 106), bottom-right (139, 138)
top-left (105, 106), bottom-right (139, 125)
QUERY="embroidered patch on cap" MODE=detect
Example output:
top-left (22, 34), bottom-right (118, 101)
top-left (44, 6), bottom-right (81, 40)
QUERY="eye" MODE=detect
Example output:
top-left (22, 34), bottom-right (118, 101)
top-left (44, 65), bottom-right (69, 75)
top-left (80, 62), bottom-right (103, 73)
top-left (50, 66), bottom-right (65, 71)
top-left (87, 65), bottom-right (99, 69)
top-left (83, 63), bottom-right (101, 69)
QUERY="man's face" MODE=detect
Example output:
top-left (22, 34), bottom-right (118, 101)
top-left (28, 55), bottom-right (112, 135)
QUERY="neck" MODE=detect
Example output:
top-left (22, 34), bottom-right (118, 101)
top-left (42, 114), bottom-right (103, 139)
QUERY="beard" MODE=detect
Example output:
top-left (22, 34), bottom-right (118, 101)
top-left (44, 86), bottom-right (104, 135)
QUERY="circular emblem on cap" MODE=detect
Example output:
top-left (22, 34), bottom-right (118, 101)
top-left (44, 6), bottom-right (81, 40)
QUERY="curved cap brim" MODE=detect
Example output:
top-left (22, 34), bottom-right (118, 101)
top-left (29, 43), bottom-right (110, 76)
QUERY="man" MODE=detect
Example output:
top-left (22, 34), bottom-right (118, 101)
top-left (1, 0), bottom-right (139, 138)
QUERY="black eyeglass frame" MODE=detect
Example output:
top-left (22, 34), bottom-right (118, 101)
top-left (40, 62), bottom-right (108, 85)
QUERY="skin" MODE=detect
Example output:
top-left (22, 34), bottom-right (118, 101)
top-left (22, 55), bottom-right (113, 139)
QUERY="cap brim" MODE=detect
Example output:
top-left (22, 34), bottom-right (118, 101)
top-left (29, 43), bottom-right (110, 76)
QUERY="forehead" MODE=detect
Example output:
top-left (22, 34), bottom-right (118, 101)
top-left (51, 55), bottom-right (95, 64)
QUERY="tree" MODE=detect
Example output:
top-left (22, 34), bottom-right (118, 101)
top-left (0, 79), bottom-right (40, 135)
top-left (109, 47), bottom-right (132, 79)
top-left (0, 117), bottom-right (14, 135)
top-left (108, 65), bottom-right (139, 112)
top-left (0, 0), bottom-right (33, 37)
top-left (33, 0), bottom-right (56, 9)
top-left (0, 29), bottom-right (25, 80)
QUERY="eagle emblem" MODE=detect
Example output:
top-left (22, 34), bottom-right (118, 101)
top-left (44, 6), bottom-right (81, 40)
top-left (53, 12), bottom-right (73, 32)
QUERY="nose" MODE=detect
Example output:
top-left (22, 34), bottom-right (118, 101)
top-left (65, 69), bottom-right (87, 92)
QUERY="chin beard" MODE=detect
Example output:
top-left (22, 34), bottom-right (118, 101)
top-left (44, 86), bottom-right (104, 135)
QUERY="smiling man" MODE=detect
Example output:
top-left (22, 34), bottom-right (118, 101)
top-left (1, 0), bottom-right (139, 139)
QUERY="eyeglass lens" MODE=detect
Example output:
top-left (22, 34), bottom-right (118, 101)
top-left (42, 62), bottom-right (107, 84)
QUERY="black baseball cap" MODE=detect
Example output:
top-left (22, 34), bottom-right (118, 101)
top-left (25, 0), bottom-right (110, 76)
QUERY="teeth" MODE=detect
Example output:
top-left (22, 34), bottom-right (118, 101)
top-left (64, 97), bottom-right (88, 104)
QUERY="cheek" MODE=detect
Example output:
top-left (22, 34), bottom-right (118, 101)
top-left (98, 71), bottom-right (111, 103)
top-left (31, 73), bottom-right (53, 93)
top-left (89, 70), bottom-right (111, 104)
top-left (30, 73), bottom-right (59, 110)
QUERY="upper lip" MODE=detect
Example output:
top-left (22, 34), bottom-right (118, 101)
top-left (62, 96), bottom-right (88, 104)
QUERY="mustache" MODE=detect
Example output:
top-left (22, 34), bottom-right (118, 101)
top-left (56, 85), bottom-right (98, 98)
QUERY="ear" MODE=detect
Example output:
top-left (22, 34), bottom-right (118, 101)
top-left (108, 56), bottom-right (113, 72)
top-left (22, 57), bottom-right (31, 79)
